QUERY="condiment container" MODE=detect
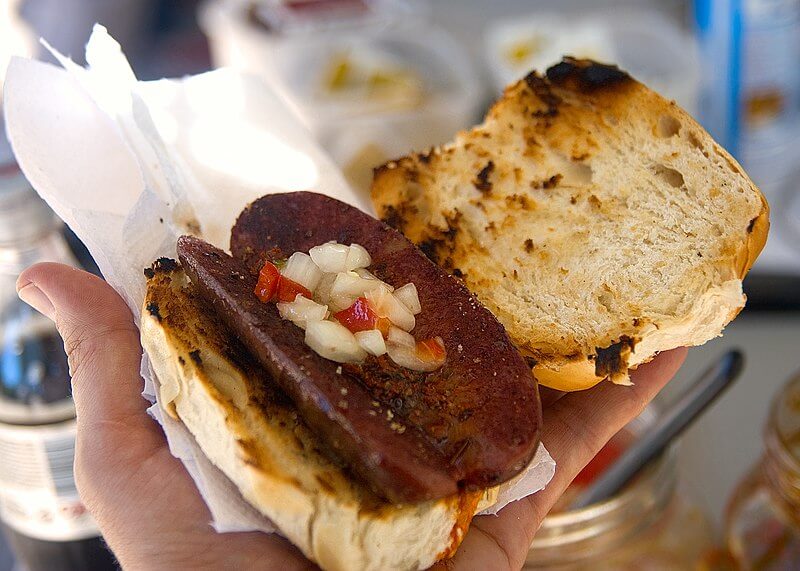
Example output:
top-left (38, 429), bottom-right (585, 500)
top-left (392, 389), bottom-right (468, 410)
top-left (526, 411), bottom-right (714, 570)
top-left (198, 0), bottom-right (483, 196)
top-left (0, 161), bottom-right (116, 570)
top-left (724, 371), bottom-right (800, 569)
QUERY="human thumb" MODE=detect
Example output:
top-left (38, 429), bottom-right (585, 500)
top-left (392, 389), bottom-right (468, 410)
top-left (16, 262), bottom-right (155, 439)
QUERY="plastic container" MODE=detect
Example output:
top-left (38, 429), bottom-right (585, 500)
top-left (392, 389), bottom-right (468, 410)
top-left (485, 10), bottom-right (700, 115)
top-left (199, 0), bottom-right (483, 195)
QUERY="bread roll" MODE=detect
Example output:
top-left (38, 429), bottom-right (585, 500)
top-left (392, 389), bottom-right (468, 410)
top-left (372, 58), bottom-right (768, 391)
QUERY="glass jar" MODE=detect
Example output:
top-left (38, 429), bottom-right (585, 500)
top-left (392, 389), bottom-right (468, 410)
top-left (0, 166), bottom-right (76, 425)
top-left (525, 413), bottom-right (715, 570)
top-left (0, 162), bottom-right (117, 570)
top-left (724, 371), bottom-right (800, 569)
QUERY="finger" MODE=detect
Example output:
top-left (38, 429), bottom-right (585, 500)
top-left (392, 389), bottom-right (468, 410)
top-left (16, 261), bottom-right (166, 484)
top-left (16, 263), bottom-right (161, 446)
top-left (440, 348), bottom-right (687, 570)
top-left (536, 347), bottom-right (687, 510)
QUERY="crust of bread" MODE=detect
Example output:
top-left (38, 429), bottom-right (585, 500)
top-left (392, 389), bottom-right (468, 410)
top-left (372, 58), bottom-right (769, 391)
top-left (141, 265), bottom-right (498, 571)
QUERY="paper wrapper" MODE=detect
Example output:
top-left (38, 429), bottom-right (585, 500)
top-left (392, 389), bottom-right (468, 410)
top-left (3, 26), bottom-right (555, 533)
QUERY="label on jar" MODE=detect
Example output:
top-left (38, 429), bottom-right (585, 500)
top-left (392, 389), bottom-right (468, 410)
top-left (0, 420), bottom-right (100, 541)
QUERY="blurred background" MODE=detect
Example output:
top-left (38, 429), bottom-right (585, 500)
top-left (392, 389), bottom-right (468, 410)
top-left (1, 0), bottom-right (799, 569)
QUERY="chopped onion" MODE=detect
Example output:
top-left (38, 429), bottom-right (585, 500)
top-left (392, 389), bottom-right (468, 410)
top-left (328, 294), bottom-right (356, 313)
top-left (346, 243), bottom-right (372, 270)
top-left (355, 330), bottom-right (387, 356)
top-left (305, 320), bottom-right (367, 363)
top-left (314, 273), bottom-right (337, 305)
top-left (330, 271), bottom-right (384, 299)
top-left (366, 286), bottom-right (415, 331)
top-left (386, 340), bottom-right (444, 372)
top-left (277, 296), bottom-right (328, 330)
top-left (282, 252), bottom-right (322, 292)
top-left (355, 268), bottom-right (393, 291)
top-left (310, 242), bottom-right (350, 273)
top-left (393, 283), bottom-right (421, 315)
top-left (354, 268), bottom-right (378, 281)
top-left (387, 326), bottom-right (415, 348)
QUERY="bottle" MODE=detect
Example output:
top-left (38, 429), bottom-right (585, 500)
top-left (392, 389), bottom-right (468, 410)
top-left (694, 0), bottom-right (800, 206)
top-left (0, 162), bottom-right (117, 570)
top-left (724, 371), bottom-right (800, 569)
top-left (525, 411), bottom-right (715, 570)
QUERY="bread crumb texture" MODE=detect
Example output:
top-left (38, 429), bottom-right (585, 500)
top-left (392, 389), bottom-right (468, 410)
top-left (372, 58), bottom-right (768, 387)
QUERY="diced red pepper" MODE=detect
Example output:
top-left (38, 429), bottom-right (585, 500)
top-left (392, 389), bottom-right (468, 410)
top-left (255, 261), bottom-right (312, 303)
top-left (254, 261), bottom-right (281, 302)
top-left (276, 276), bottom-right (312, 302)
top-left (334, 297), bottom-right (379, 333)
top-left (416, 337), bottom-right (446, 362)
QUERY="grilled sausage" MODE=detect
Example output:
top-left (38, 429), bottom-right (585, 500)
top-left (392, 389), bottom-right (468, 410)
top-left (178, 192), bottom-right (541, 503)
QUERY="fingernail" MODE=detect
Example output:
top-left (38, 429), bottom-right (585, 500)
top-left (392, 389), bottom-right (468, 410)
top-left (18, 283), bottom-right (55, 321)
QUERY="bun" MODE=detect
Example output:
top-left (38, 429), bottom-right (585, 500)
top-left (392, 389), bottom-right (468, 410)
top-left (372, 58), bottom-right (768, 391)
top-left (141, 264), bottom-right (498, 571)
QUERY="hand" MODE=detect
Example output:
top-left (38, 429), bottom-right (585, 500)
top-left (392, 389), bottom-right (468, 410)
top-left (17, 263), bottom-right (686, 570)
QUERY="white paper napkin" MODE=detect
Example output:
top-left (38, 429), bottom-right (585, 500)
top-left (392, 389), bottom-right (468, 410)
top-left (3, 25), bottom-right (555, 533)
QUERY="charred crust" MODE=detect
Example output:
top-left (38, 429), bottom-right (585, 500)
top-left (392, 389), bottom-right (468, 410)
top-left (178, 355), bottom-right (186, 366)
top-left (524, 239), bottom-right (534, 253)
top-left (523, 72), bottom-right (562, 117)
top-left (145, 302), bottom-right (162, 322)
top-left (189, 349), bottom-right (202, 366)
top-left (546, 57), bottom-right (631, 93)
top-left (372, 161), bottom-right (396, 180)
top-left (594, 336), bottom-right (636, 378)
top-left (418, 149), bottom-right (435, 164)
top-left (542, 174), bottom-right (563, 189)
top-left (145, 257), bottom-right (179, 279)
top-left (418, 239), bottom-right (441, 264)
top-left (474, 161), bottom-right (495, 194)
top-left (380, 204), bottom-right (406, 233)
top-left (418, 212), bottom-right (461, 268)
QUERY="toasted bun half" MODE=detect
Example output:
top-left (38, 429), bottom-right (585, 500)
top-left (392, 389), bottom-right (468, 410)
top-left (372, 58), bottom-right (768, 391)
top-left (141, 261), bottom-right (498, 571)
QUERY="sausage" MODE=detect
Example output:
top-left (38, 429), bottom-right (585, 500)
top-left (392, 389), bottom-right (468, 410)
top-left (178, 192), bottom-right (541, 502)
